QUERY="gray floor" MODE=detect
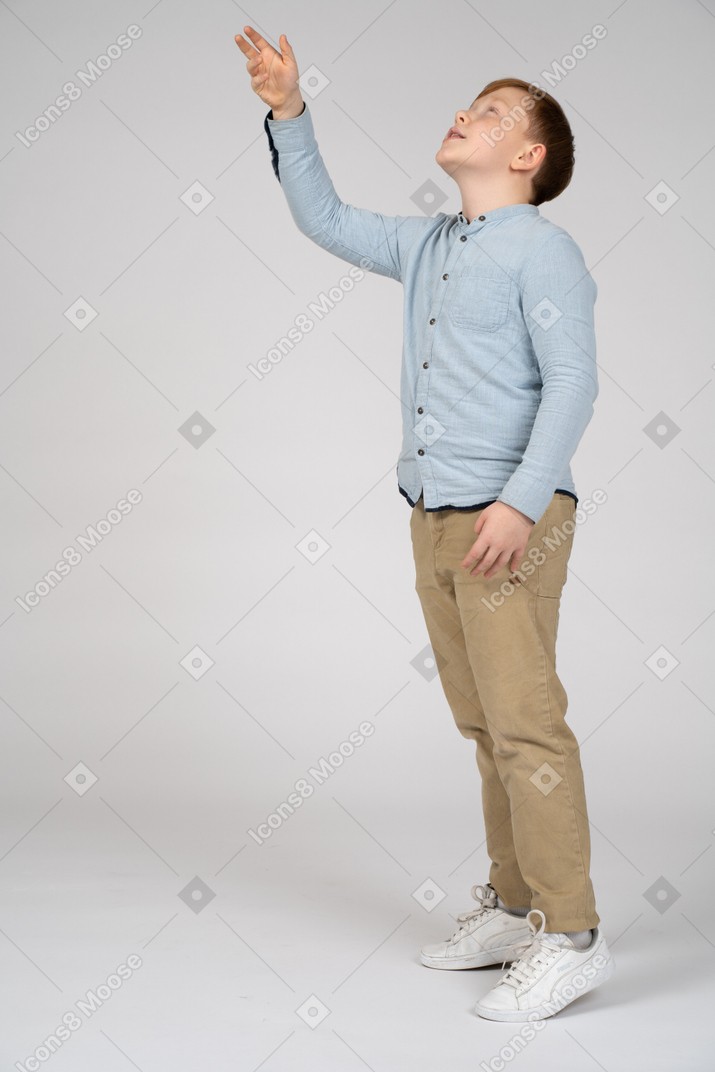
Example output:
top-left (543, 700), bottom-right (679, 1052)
top-left (2, 800), bottom-right (712, 1071)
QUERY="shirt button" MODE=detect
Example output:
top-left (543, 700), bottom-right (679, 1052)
top-left (460, 235), bottom-right (467, 242)
top-left (478, 215), bottom-right (486, 221)
top-left (442, 273), bottom-right (449, 280)
top-left (417, 407), bottom-right (423, 414)
top-left (429, 318), bottom-right (435, 324)
top-left (417, 449), bottom-right (425, 456)
top-left (423, 362), bottom-right (429, 369)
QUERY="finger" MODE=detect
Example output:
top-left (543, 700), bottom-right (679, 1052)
top-left (461, 539), bottom-right (488, 570)
top-left (471, 553), bottom-right (505, 578)
top-left (246, 55), bottom-right (268, 82)
top-left (234, 33), bottom-right (261, 61)
top-left (481, 550), bottom-right (512, 579)
top-left (236, 42), bottom-right (268, 87)
top-left (245, 56), bottom-right (265, 79)
top-left (469, 553), bottom-right (493, 578)
top-left (241, 25), bottom-right (280, 61)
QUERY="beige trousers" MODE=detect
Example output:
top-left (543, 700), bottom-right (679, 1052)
top-left (409, 491), bottom-right (599, 932)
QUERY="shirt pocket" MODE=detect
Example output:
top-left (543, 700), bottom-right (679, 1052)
top-left (447, 266), bottom-right (512, 333)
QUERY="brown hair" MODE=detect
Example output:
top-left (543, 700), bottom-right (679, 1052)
top-left (474, 78), bottom-right (575, 205)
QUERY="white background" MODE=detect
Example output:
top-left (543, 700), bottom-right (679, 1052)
top-left (1, 0), bottom-right (713, 1068)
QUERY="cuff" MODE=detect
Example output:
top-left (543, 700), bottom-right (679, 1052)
top-left (264, 100), bottom-right (312, 149)
top-left (497, 474), bottom-right (558, 526)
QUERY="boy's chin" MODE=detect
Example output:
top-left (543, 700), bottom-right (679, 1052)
top-left (435, 150), bottom-right (460, 175)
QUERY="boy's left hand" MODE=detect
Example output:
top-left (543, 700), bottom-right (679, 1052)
top-left (461, 501), bottom-right (535, 579)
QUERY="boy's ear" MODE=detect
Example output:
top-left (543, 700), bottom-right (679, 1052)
top-left (512, 142), bottom-right (546, 173)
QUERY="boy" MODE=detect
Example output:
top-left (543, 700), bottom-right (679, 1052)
top-left (235, 26), bottom-right (615, 1021)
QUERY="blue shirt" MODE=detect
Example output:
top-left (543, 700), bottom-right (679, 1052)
top-left (263, 102), bottom-right (598, 524)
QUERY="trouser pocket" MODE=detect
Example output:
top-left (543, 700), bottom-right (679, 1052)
top-left (511, 493), bottom-right (576, 599)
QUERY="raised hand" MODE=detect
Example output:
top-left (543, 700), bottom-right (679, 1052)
top-left (234, 26), bottom-right (303, 118)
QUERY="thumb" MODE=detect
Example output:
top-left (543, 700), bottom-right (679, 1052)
top-left (279, 32), bottom-right (296, 62)
top-left (509, 549), bottom-right (525, 578)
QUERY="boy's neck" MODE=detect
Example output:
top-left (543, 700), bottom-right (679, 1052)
top-left (458, 184), bottom-right (533, 223)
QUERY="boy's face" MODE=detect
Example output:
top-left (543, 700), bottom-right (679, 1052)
top-left (435, 85), bottom-right (542, 186)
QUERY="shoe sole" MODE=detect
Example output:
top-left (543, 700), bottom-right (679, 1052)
top-left (420, 947), bottom-right (521, 970)
top-left (474, 947), bottom-right (616, 1021)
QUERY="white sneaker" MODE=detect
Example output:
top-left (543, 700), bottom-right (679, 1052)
top-left (420, 883), bottom-right (532, 969)
top-left (474, 908), bottom-right (616, 1021)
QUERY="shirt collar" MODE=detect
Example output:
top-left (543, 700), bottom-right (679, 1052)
top-left (456, 203), bottom-right (539, 228)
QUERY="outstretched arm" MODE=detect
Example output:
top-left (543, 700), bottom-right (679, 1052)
top-left (235, 27), bottom-right (415, 282)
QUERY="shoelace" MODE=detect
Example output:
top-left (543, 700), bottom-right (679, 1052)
top-left (448, 883), bottom-right (498, 943)
top-left (497, 909), bottom-right (562, 987)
